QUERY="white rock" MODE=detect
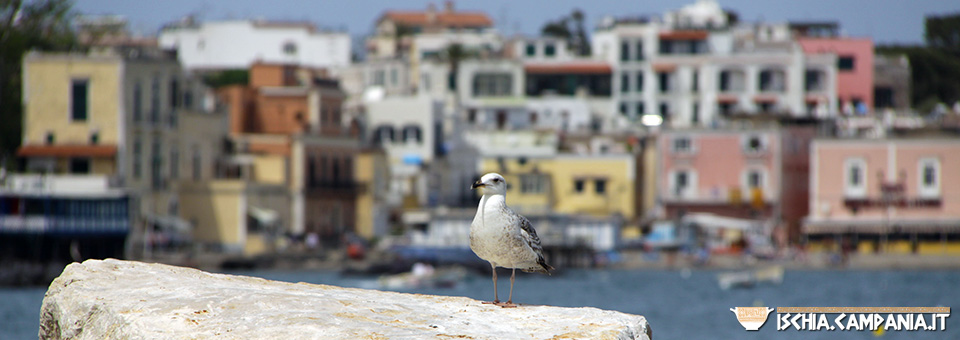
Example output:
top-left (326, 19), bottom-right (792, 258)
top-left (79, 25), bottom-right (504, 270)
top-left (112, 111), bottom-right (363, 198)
top-left (40, 259), bottom-right (651, 339)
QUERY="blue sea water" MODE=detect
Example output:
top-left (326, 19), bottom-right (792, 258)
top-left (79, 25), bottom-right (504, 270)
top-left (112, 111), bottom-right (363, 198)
top-left (2, 268), bottom-right (958, 339)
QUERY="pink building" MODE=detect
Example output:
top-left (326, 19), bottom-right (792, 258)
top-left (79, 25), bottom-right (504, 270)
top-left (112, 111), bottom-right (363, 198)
top-left (659, 129), bottom-right (781, 219)
top-left (806, 138), bottom-right (960, 253)
top-left (798, 38), bottom-right (874, 113)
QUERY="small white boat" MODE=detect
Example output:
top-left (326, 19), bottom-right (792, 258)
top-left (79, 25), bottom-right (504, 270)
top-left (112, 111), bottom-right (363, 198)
top-left (717, 266), bottom-right (784, 290)
top-left (378, 263), bottom-right (466, 290)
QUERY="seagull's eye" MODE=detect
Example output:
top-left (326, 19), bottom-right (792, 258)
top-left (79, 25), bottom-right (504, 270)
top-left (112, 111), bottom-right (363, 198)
top-left (493, 178), bottom-right (500, 183)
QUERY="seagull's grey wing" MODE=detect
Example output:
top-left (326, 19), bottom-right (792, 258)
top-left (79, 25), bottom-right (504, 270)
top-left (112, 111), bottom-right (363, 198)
top-left (518, 215), bottom-right (542, 252)
top-left (518, 215), bottom-right (553, 273)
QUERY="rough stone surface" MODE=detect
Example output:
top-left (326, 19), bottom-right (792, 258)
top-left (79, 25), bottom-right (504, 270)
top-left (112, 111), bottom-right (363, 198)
top-left (40, 259), bottom-right (651, 339)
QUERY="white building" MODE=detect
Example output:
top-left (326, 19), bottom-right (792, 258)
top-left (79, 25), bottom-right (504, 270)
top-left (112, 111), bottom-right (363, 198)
top-left (592, 0), bottom-right (838, 128)
top-left (159, 19), bottom-right (350, 71)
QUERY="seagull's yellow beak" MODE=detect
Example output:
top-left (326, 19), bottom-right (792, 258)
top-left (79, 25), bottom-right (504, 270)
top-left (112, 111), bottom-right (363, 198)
top-left (471, 180), bottom-right (485, 189)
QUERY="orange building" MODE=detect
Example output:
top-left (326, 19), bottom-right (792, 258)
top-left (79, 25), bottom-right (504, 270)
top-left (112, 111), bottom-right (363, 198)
top-left (218, 63), bottom-right (361, 240)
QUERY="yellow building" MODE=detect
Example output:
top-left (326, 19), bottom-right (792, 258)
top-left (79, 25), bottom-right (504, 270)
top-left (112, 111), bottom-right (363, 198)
top-left (479, 154), bottom-right (637, 219)
top-left (19, 49), bottom-right (246, 256)
top-left (354, 149), bottom-right (390, 240)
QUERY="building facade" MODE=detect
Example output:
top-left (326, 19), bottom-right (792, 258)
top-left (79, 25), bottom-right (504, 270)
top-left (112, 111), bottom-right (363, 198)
top-left (159, 19), bottom-right (350, 71)
top-left (805, 138), bottom-right (960, 254)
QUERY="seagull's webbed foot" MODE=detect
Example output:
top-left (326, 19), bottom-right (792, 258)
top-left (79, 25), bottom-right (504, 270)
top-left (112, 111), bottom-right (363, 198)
top-left (482, 300), bottom-right (500, 305)
top-left (495, 301), bottom-right (518, 308)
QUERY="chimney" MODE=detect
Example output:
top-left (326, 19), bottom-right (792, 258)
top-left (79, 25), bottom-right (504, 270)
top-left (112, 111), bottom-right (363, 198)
top-left (444, 1), bottom-right (454, 13)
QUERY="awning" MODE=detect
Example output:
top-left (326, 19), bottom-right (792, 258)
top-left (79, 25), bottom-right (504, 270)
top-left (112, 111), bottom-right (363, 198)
top-left (144, 213), bottom-right (191, 233)
top-left (18, 144), bottom-right (117, 157)
top-left (716, 95), bottom-right (739, 104)
top-left (249, 206), bottom-right (279, 226)
top-left (652, 63), bottom-right (677, 73)
top-left (659, 30), bottom-right (708, 40)
top-left (753, 96), bottom-right (778, 103)
top-left (683, 213), bottom-right (757, 230)
top-left (524, 63), bottom-right (612, 75)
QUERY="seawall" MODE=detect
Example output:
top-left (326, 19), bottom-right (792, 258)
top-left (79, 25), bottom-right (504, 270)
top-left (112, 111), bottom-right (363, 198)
top-left (39, 259), bottom-right (651, 339)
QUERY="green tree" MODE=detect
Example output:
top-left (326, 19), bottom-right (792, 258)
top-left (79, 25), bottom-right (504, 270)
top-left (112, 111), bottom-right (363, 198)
top-left (0, 0), bottom-right (77, 169)
top-left (925, 13), bottom-right (960, 57)
top-left (540, 9), bottom-right (591, 56)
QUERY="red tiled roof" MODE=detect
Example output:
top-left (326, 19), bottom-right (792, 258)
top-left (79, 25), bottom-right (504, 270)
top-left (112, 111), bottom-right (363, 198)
top-left (659, 30), bottom-right (708, 40)
top-left (18, 144), bottom-right (118, 157)
top-left (524, 63), bottom-right (612, 74)
top-left (380, 11), bottom-right (493, 28)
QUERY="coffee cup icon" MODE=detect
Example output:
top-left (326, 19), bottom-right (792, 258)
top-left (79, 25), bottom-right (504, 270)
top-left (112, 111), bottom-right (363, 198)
top-left (730, 307), bottom-right (775, 330)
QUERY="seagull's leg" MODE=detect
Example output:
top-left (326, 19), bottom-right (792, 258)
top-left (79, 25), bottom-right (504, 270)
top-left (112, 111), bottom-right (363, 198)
top-left (499, 268), bottom-right (518, 308)
top-left (482, 263), bottom-right (499, 304)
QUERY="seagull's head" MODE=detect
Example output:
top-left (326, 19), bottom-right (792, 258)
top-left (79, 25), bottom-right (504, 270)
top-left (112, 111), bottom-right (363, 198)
top-left (472, 172), bottom-right (507, 195)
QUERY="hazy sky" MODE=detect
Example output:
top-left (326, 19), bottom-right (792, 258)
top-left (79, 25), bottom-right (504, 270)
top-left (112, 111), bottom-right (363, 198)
top-left (75, 0), bottom-right (960, 46)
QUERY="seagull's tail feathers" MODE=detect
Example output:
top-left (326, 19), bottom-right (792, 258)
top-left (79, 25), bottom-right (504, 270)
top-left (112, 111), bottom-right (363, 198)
top-left (521, 255), bottom-right (554, 275)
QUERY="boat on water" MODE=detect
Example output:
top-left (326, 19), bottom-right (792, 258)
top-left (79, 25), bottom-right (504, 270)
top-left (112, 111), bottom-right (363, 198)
top-left (717, 265), bottom-right (784, 290)
top-left (378, 262), bottom-right (467, 290)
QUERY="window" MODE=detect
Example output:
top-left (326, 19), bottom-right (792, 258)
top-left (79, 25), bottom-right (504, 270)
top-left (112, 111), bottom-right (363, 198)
top-left (467, 109), bottom-right (477, 124)
top-left (659, 102), bottom-right (669, 118)
top-left (308, 156), bottom-right (317, 186)
top-left (402, 125), bottom-right (422, 143)
top-left (133, 81), bottom-right (142, 122)
top-left (283, 41), bottom-right (297, 55)
top-left (658, 72), bottom-right (671, 93)
top-left (619, 102), bottom-right (628, 116)
top-left (636, 102), bottom-right (645, 116)
top-left (584, 179), bottom-right (602, 195)
top-left (133, 138), bottom-right (142, 180)
top-left (192, 147), bottom-right (201, 181)
top-left (718, 69), bottom-right (745, 92)
top-left (472, 73), bottom-right (512, 97)
top-left (150, 75), bottom-right (160, 124)
top-left (151, 139), bottom-right (162, 190)
top-left (805, 70), bottom-right (824, 92)
top-left (574, 179), bottom-right (585, 193)
top-left (46, 132), bottom-right (55, 144)
top-left (620, 73), bottom-right (629, 93)
top-left (691, 70), bottom-right (699, 92)
top-left (838, 56), bottom-right (855, 71)
top-left (743, 135), bottom-right (766, 154)
top-left (918, 158), bottom-right (940, 198)
top-left (544, 43), bottom-right (556, 57)
top-left (691, 103), bottom-right (700, 125)
top-left (746, 170), bottom-right (763, 188)
top-left (636, 72), bottom-right (644, 92)
top-left (758, 68), bottom-right (785, 92)
top-left (169, 78), bottom-right (179, 108)
top-left (672, 137), bottom-right (693, 153)
top-left (170, 145), bottom-right (179, 180)
top-left (520, 174), bottom-right (547, 194)
top-left (525, 43), bottom-right (536, 56)
top-left (670, 169), bottom-right (696, 199)
top-left (635, 41), bottom-right (644, 61)
top-left (844, 158), bottom-right (867, 198)
top-left (71, 79), bottom-right (89, 121)
top-left (620, 41), bottom-right (630, 61)
top-left (69, 158), bottom-right (90, 174)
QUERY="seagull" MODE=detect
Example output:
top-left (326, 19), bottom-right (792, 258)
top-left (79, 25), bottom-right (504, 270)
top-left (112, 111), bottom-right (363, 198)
top-left (470, 173), bottom-right (553, 308)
